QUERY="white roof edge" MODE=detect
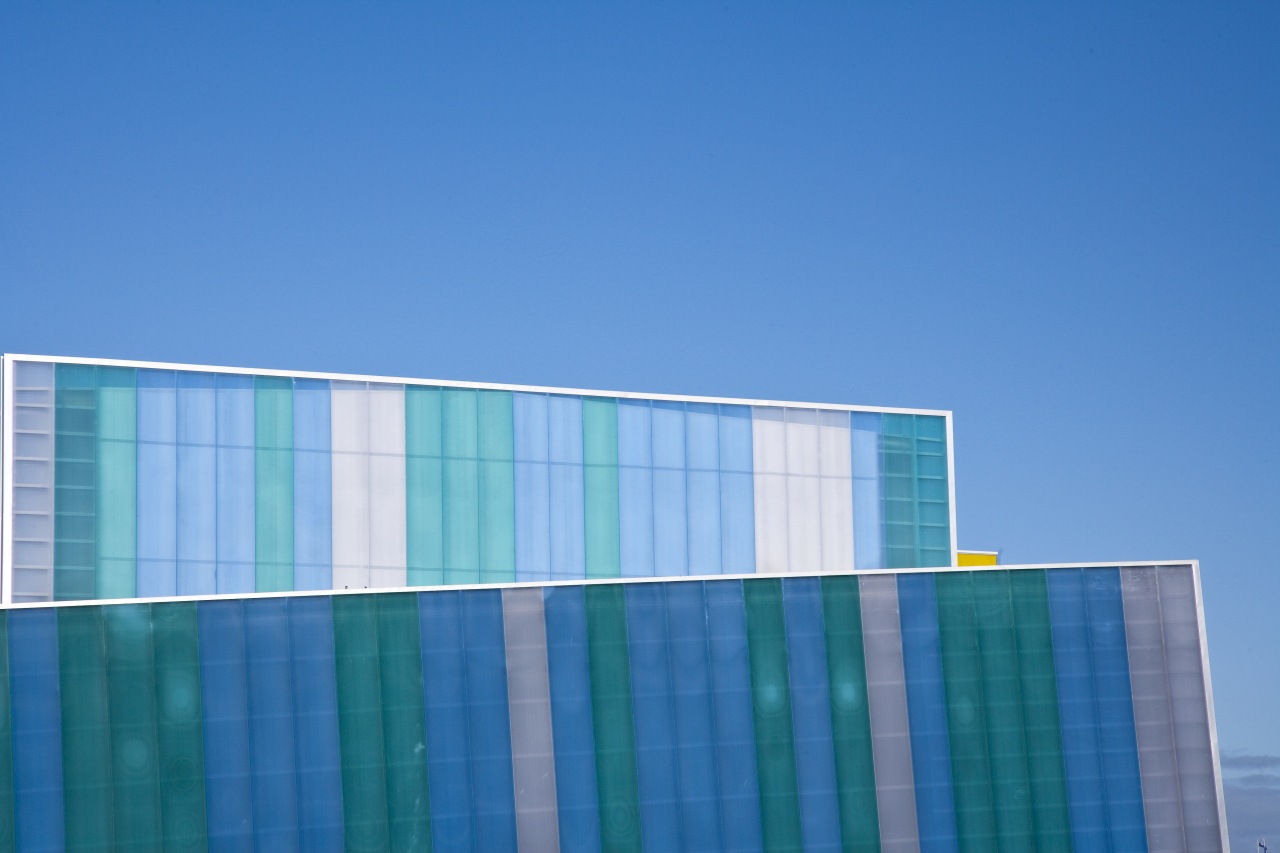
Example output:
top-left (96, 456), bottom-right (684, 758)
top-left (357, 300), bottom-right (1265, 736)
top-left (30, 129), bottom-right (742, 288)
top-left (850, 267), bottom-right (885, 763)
top-left (3, 353), bottom-right (951, 417)
top-left (0, 560), bottom-right (1198, 610)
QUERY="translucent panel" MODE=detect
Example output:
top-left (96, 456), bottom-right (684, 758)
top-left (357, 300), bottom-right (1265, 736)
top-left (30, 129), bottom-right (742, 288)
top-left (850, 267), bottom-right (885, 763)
top-left (286, 598), bottom-right (343, 852)
top-left (138, 370), bottom-right (178, 597)
top-left (97, 367), bottom-right (137, 599)
top-left (405, 386), bottom-right (444, 586)
top-left (197, 601), bottom-right (255, 851)
top-left (105, 605), bottom-right (165, 849)
top-left (686, 404), bottom-right (721, 576)
top-left (881, 416), bottom-right (918, 570)
top-left (860, 574), bottom-right (922, 853)
top-left (652, 403), bottom-right (688, 578)
top-left (176, 372), bottom-right (216, 595)
top-left (8, 609), bottom-right (66, 849)
top-left (244, 599), bottom-right (301, 850)
top-left (665, 582), bottom-right (724, 853)
top-left (547, 396), bottom-right (585, 580)
top-left (781, 578), bottom-right (843, 851)
top-left (513, 393), bottom-right (552, 582)
top-left (617, 400), bottom-right (655, 579)
top-left (215, 376), bottom-right (255, 595)
top-left (785, 409), bottom-right (822, 574)
top-left (57, 606), bottom-right (113, 847)
top-left (0, 614), bottom-right (16, 848)
top-left (254, 377), bottom-right (294, 592)
top-left (442, 389), bottom-right (480, 584)
top-left (461, 591), bottom-right (519, 850)
top-left (331, 382), bottom-right (371, 590)
top-left (752, 408), bottom-right (789, 574)
top-left (742, 577), bottom-right (804, 850)
top-left (417, 590), bottom-right (473, 850)
top-left (477, 391), bottom-right (516, 584)
top-left (818, 410), bottom-right (854, 574)
top-left (625, 583), bottom-right (682, 851)
top-left (293, 379), bottom-right (333, 591)
top-left (152, 601), bottom-right (210, 848)
top-left (55, 364), bottom-right (97, 601)
top-left (582, 398), bottom-right (621, 579)
top-left (376, 593), bottom-right (430, 850)
top-left (542, 585), bottom-right (603, 851)
top-left (502, 588), bottom-right (561, 852)
top-left (584, 584), bottom-right (641, 851)
top-left (718, 406), bottom-right (756, 574)
top-left (368, 384), bottom-right (407, 589)
top-left (11, 361), bottom-right (57, 602)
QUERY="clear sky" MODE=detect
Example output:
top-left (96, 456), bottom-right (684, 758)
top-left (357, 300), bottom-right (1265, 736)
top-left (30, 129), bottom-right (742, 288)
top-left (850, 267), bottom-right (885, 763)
top-left (2, 3), bottom-right (1277, 847)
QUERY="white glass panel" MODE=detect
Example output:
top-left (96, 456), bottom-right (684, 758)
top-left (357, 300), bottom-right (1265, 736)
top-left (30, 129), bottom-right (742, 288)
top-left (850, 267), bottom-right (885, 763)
top-left (367, 384), bottom-right (406, 588)
top-left (330, 382), bottom-right (370, 589)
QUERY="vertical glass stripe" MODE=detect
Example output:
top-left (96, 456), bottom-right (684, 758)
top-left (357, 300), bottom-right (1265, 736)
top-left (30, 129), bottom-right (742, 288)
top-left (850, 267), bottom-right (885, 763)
top-left (1046, 568), bottom-right (1111, 853)
top-left (912, 417), bottom-right (950, 568)
top-left (152, 601), bottom-right (209, 852)
top-left (782, 577), bottom-right (843, 852)
top-left (137, 369), bottom-right (178, 597)
top-left (547, 395), bottom-right (585, 580)
top-left (406, 386), bottom-right (444, 586)
top-left (881, 415), bottom-right (917, 570)
top-left (478, 390), bottom-right (515, 584)
top-left (418, 591), bottom-right (474, 853)
top-left (244, 599), bottom-right (300, 852)
top-left (513, 393), bottom-right (552, 582)
top-left (0, 614), bottom-right (14, 853)
top-left (652, 401), bottom-right (687, 578)
top-left (585, 583), bottom-right (641, 852)
top-left (105, 605), bottom-right (164, 851)
top-left (286, 598), bottom-right (345, 853)
top-left (9, 360), bottom-right (56, 602)
top-left (1008, 570), bottom-right (1072, 853)
top-left (894, 573), bottom-right (954, 853)
top-left (331, 383), bottom-right (371, 590)
top-left (625, 583), bottom-right (682, 852)
top-left (717, 406), bottom-right (755, 575)
top-left (665, 582), bottom-right (724, 853)
top-left (617, 399), bottom-right (654, 579)
top-left (583, 398), bottom-right (621, 579)
top-left (176, 372), bottom-right (217, 596)
top-left (502, 588), bottom-right (562, 853)
top-left (443, 389), bottom-right (480, 585)
top-left (215, 375), bottom-right (255, 595)
top-left (1084, 568), bottom-right (1148, 852)
top-left (687, 403), bottom-right (722, 575)
top-left (293, 379), bottom-right (332, 591)
top-left (368, 384), bottom-right (407, 589)
top-left (8, 609), bottom-right (66, 851)
top-left (743, 577), bottom-right (804, 852)
top-left (751, 407), bottom-right (789, 574)
top-left (703, 580), bottom-right (764, 853)
top-left (934, 572), bottom-right (997, 853)
top-left (55, 363), bottom-right (97, 600)
top-left (462, 590), bottom-right (518, 851)
top-left (57, 606), bottom-right (113, 850)
top-left (784, 410), bottom-right (821, 574)
top-left (817, 410), bottom-right (854, 574)
top-left (197, 600), bottom-right (254, 852)
top-left (850, 413), bottom-right (883, 571)
top-left (820, 575), bottom-right (880, 853)
top-left (377, 593), bottom-right (431, 852)
top-left (542, 585), bottom-right (602, 852)
top-left (97, 367), bottom-right (137, 599)
top-left (332, 595), bottom-right (391, 852)
top-left (254, 377), bottom-right (294, 592)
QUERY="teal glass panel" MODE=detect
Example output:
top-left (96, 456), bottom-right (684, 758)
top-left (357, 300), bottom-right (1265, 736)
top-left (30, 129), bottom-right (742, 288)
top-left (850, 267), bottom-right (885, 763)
top-left (477, 391), bottom-right (515, 584)
top-left (582, 399), bottom-right (620, 579)
top-left (55, 364), bottom-right (98, 600)
top-left (96, 367), bottom-right (136, 599)
top-left (913, 416), bottom-right (951, 567)
top-left (151, 602), bottom-right (209, 850)
top-left (57, 606), bottom-right (113, 850)
top-left (880, 415), bottom-right (916, 570)
top-left (333, 596), bottom-right (391, 851)
top-left (443, 389), bottom-right (480, 584)
top-left (406, 386), bottom-right (444, 586)
top-left (376, 594), bottom-right (432, 852)
top-left (254, 377), bottom-right (293, 592)
top-left (104, 604), bottom-right (163, 850)
top-left (584, 584), bottom-right (640, 852)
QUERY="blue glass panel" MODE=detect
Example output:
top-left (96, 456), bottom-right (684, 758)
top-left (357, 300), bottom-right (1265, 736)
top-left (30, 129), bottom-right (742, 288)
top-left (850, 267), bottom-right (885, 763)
top-left (137, 369), bottom-right (178, 597)
top-left (617, 400), bottom-right (654, 578)
top-left (703, 580), bottom-right (764, 853)
top-left (1046, 569), bottom-right (1110, 853)
top-left (717, 406), bottom-right (755, 574)
top-left (547, 396), bottom-right (585, 580)
top-left (287, 598), bottom-right (345, 853)
top-left (244, 599), bottom-right (300, 852)
top-left (293, 379), bottom-right (332, 591)
top-left (542, 585), bottom-right (602, 853)
top-left (1083, 568), bottom-right (1148, 853)
top-left (462, 590), bottom-right (519, 851)
top-left (419, 591), bottom-right (475, 853)
top-left (514, 393), bottom-right (551, 581)
top-left (177, 371), bottom-right (217, 595)
top-left (651, 402), bottom-right (687, 577)
top-left (686, 404), bottom-right (721, 576)
top-left (216, 375), bottom-right (256, 594)
top-left (897, 572), bottom-right (959, 853)
top-left (782, 578), bottom-right (842, 852)
top-left (198, 600), bottom-right (255, 852)
top-left (625, 584), bottom-right (682, 852)
top-left (8, 609), bottom-right (66, 852)
top-left (851, 412), bottom-right (883, 570)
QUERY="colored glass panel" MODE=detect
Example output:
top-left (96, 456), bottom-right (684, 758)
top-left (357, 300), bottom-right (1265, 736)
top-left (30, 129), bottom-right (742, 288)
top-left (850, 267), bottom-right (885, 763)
top-left (583, 398), bottom-right (620, 579)
top-left (377, 593), bottom-right (431, 852)
top-left (55, 363), bottom-right (97, 600)
top-left (406, 385), bottom-right (444, 586)
top-left (293, 379), bottom-right (332, 591)
top-left (151, 601), bottom-right (209, 851)
top-left (254, 377), bottom-right (293, 592)
top-left (57, 606), bottom-right (113, 851)
top-left (585, 583), bottom-right (640, 851)
top-left (97, 367), bottom-right (137, 599)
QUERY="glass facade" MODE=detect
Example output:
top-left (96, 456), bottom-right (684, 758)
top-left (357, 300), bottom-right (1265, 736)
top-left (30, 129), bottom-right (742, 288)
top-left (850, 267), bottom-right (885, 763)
top-left (3, 357), bottom-right (955, 602)
top-left (0, 564), bottom-right (1225, 852)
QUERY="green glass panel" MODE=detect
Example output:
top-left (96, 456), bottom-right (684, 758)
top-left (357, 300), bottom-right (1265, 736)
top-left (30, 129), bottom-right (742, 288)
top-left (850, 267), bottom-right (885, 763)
top-left (151, 602), bottom-right (209, 851)
top-left (104, 604), bottom-right (163, 851)
top-left (935, 572), bottom-right (997, 853)
top-left (377, 594), bottom-right (432, 852)
top-left (58, 606), bottom-right (114, 850)
top-left (56, 365), bottom-right (98, 600)
top-left (743, 578), bottom-right (803, 852)
top-left (820, 576), bottom-right (880, 853)
top-left (333, 595), bottom-right (391, 852)
top-left (255, 377), bottom-right (294, 592)
top-left (971, 571), bottom-right (1035, 851)
top-left (97, 368), bottom-right (137, 599)
top-left (1008, 571), bottom-right (1072, 852)
top-left (582, 398), bottom-right (620, 579)
top-left (584, 585), bottom-right (640, 852)
top-left (443, 389), bottom-right (479, 584)
top-left (406, 387), bottom-right (444, 586)
top-left (478, 391), bottom-right (515, 584)
top-left (0, 614), bottom-right (14, 853)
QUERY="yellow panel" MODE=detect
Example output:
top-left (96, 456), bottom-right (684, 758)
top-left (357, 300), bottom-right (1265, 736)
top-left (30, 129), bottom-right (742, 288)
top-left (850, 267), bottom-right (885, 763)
top-left (957, 551), bottom-right (998, 567)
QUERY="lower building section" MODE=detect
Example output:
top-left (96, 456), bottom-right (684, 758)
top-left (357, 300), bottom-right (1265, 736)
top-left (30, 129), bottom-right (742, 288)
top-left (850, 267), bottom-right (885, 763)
top-left (0, 564), bottom-right (1225, 852)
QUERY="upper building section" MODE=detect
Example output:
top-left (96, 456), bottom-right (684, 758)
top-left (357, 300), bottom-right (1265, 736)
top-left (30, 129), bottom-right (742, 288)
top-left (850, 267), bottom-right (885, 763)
top-left (1, 355), bottom-right (955, 602)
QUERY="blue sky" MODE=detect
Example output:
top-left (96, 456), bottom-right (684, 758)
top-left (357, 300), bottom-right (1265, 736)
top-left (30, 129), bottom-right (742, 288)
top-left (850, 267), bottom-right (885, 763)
top-left (2, 3), bottom-right (1277, 847)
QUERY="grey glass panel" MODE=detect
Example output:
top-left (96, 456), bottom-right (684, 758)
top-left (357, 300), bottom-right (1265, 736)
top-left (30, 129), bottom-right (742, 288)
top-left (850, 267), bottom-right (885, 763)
top-left (10, 361), bottom-right (55, 601)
